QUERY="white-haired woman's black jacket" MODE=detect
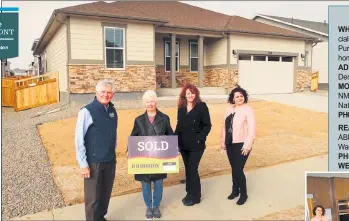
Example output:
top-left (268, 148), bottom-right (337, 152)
top-left (130, 109), bottom-right (174, 182)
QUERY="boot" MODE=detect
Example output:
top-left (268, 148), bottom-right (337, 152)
top-left (236, 184), bottom-right (248, 205)
top-left (227, 185), bottom-right (239, 200)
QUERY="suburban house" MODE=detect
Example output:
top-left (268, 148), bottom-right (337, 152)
top-left (253, 14), bottom-right (328, 90)
top-left (307, 173), bottom-right (349, 221)
top-left (31, 1), bottom-right (319, 102)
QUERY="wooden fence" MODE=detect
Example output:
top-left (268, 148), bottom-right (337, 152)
top-left (1, 72), bottom-right (59, 111)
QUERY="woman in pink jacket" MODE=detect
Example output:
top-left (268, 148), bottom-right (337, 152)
top-left (220, 85), bottom-right (256, 205)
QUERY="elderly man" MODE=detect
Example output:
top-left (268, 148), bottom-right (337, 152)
top-left (75, 79), bottom-right (118, 221)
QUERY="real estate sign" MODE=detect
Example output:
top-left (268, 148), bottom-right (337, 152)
top-left (128, 136), bottom-right (179, 174)
top-left (0, 7), bottom-right (18, 59)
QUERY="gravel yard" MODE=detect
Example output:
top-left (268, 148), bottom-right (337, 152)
top-left (1, 97), bottom-right (228, 219)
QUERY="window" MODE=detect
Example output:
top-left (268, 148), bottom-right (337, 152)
top-left (239, 54), bottom-right (251, 60)
top-left (253, 55), bottom-right (266, 61)
top-left (190, 42), bottom-right (198, 72)
top-left (105, 27), bottom-right (125, 69)
top-left (268, 56), bottom-right (280, 62)
top-left (165, 41), bottom-right (179, 72)
top-left (282, 56), bottom-right (293, 62)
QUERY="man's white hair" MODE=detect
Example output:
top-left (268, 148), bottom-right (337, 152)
top-left (96, 79), bottom-right (115, 93)
top-left (142, 90), bottom-right (158, 106)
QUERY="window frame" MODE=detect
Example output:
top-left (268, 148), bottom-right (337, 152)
top-left (164, 41), bottom-right (179, 72)
top-left (189, 41), bottom-right (198, 72)
top-left (104, 26), bottom-right (126, 70)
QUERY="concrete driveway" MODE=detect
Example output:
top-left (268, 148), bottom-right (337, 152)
top-left (251, 92), bottom-right (328, 113)
top-left (13, 155), bottom-right (327, 220)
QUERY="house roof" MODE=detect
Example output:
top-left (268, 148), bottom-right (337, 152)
top-left (34, 1), bottom-right (317, 54)
top-left (58, 1), bottom-right (313, 38)
top-left (253, 14), bottom-right (328, 36)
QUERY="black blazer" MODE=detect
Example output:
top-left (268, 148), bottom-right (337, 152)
top-left (175, 102), bottom-right (212, 151)
top-left (130, 109), bottom-right (174, 182)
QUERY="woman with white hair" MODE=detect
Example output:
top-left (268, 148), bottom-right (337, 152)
top-left (130, 90), bottom-right (174, 220)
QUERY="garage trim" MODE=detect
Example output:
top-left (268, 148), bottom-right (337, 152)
top-left (235, 49), bottom-right (298, 57)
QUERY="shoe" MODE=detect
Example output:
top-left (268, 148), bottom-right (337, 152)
top-left (182, 194), bottom-right (189, 203)
top-left (227, 186), bottom-right (239, 200)
top-left (153, 207), bottom-right (161, 219)
top-left (183, 198), bottom-right (201, 206)
top-left (236, 194), bottom-right (248, 205)
top-left (145, 207), bottom-right (153, 220)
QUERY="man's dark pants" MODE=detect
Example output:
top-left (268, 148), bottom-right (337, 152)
top-left (84, 161), bottom-right (116, 221)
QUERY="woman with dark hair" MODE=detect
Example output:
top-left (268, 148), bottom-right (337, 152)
top-left (311, 205), bottom-right (328, 221)
top-left (175, 83), bottom-right (212, 206)
top-left (220, 85), bottom-right (256, 205)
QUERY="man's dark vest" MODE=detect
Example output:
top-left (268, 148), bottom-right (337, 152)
top-left (84, 98), bottom-right (118, 163)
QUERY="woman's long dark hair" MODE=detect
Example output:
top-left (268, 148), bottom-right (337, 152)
top-left (178, 83), bottom-right (202, 108)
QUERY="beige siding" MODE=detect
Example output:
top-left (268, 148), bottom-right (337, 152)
top-left (70, 17), bottom-right (154, 62)
top-left (313, 42), bottom-right (328, 83)
top-left (127, 23), bottom-right (154, 61)
top-left (70, 17), bottom-right (103, 60)
top-left (206, 38), bottom-right (227, 66)
top-left (155, 34), bottom-right (164, 65)
top-left (45, 24), bottom-right (67, 92)
top-left (230, 34), bottom-right (306, 66)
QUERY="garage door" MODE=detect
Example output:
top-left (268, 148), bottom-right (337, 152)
top-left (238, 54), bottom-right (295, 94)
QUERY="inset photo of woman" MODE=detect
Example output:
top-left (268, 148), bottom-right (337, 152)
top-left (306, 172), bottom-right (349, 221)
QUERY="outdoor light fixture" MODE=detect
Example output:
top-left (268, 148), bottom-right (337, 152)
top-left (301, 53), bottom-right (305, 61)
top-left (232, 50), bottom-right (237, 58)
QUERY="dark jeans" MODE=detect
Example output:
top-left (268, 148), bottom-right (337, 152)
top-left (180, 149), bottom-right (204, 201)
top-left (84, 161), bottom-right (116, 221)
top-left (226, 143), bottom-right (249, 195)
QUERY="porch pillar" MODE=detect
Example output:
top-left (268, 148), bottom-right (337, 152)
top-left (171, 33), bottom-right (176, 88)
top-left (198, 35), bottom-right (204, 87)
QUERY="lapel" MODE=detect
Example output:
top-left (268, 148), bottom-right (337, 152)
top-left (143, 110), bottom-right (163, 135)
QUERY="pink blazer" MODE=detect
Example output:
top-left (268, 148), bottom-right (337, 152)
top-left (220, 104), bottom-right (256, 150)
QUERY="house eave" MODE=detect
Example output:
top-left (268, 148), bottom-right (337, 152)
top-left (252, 14), bottom-right (329, 38)
top-left (226, 29), bottom-right (319, 42)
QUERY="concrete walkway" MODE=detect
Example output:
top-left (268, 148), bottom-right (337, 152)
top-left (251, 92), bottom-right (328, 113)
top-left (13, 154), bottom-right (327, 220)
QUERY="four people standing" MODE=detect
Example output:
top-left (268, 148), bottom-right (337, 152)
top-left (75, 81), bottom-right (256, 220)
top-left (175, 84), bottom-right (212, 206)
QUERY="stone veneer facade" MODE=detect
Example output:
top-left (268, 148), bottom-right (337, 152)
top-left (69, 64), bottom-right (156, 93)
top-left (296, 68), bottom-right (312, 92)
top-left (69, 64), bottom-right (311, 93)
top-left (156, 66), bottom-right (238, 88)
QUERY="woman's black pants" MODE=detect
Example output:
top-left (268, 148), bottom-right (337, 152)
top-left (180, 149), bottom-right (204, 201)
top-left (226, 143), bottom-right (249, 196)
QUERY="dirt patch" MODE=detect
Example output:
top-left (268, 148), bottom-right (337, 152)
top-left (38, 101), bottom-right (328, 205)
top-left (256, 205), bottom-right (305, 220)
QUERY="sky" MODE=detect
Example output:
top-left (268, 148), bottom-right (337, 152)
top-left (3, 0), bottom-right (349, 69)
